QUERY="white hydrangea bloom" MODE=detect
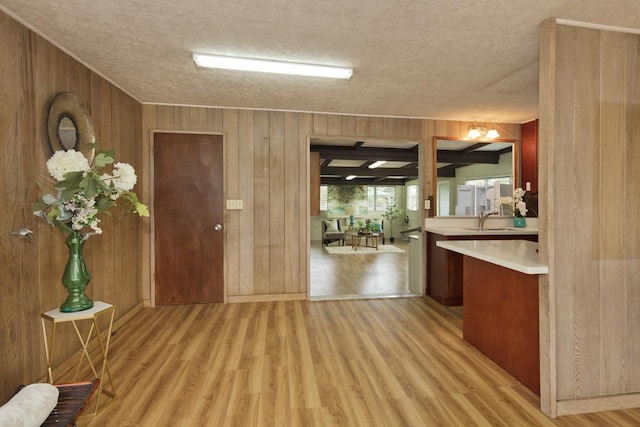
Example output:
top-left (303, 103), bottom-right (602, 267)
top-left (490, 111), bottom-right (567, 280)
top-left (47, 150), bottom-right (90, 181)
top-left (36, 147), bottom-right (148, 239)
top-left (112, 162), bottom-right (137, 191)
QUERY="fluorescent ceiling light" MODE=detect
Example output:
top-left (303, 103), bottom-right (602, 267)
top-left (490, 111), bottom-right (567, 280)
top-left (368, 161), bottom-right (386, 169)
top-left (346, 175), bottom-right (357, 181)
top-left (193, 54), bottom-right (353, 79)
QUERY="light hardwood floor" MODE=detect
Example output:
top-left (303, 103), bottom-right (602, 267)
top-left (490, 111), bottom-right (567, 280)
top-left (69, 297), bottom-right (640, 426)
top-left (310, 240), bottom-right (414, 299)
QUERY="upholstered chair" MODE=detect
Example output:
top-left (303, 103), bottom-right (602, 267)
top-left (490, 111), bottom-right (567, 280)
top-left (322, 218), bottom-right (345, 246)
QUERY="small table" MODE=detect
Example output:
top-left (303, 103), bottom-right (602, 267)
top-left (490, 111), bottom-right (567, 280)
top-left (41, 301), bottom-right (117, 417)
top-left (348, 232), bottom-right (379, 251)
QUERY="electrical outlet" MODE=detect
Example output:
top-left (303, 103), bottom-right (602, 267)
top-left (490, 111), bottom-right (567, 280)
top-left (526, 182), bottom-right (531, 191)
top-left (424, 199), bottom-right (431, 210)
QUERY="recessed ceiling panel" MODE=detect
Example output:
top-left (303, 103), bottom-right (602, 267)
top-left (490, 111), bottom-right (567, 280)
top-left (362, 140), bottom-right (418, 149)
top-left (310, 138), bottom-right (357, 147)
top-left (328, 159), bottom-right (366, 167)
top-left (474, 142), bottom-right (513, 151)
top-left (375, 161), bottom-right (413, 168)
top-left (436, 140), bottom-right (477, 150)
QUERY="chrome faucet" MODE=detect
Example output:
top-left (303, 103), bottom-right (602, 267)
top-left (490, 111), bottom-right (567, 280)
top-left (478, 210), bottom-right (498, 229)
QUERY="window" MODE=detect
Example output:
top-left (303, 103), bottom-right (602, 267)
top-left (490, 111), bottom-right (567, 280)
top-left (465, 176), bottom-right (512, 187)
top-left (406, 184), bottom-right (418, 211)
top-left (367, 186), bottom-right (396, 211)
top-left (320, 185), bottom-right (328, 211)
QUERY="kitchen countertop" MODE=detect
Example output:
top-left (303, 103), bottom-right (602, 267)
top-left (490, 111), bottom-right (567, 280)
top-left (436, 239), bottom-right (548, 275)
top-left (425, 226), bottom-right (538, 236)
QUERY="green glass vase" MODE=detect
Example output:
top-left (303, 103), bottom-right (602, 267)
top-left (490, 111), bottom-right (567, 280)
top-left (60, 231), bottom-right (93, 312)
top-left (514, 216), bottom-right (526, 228)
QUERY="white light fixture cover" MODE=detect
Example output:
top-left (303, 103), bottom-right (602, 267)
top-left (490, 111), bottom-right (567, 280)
top-left (193, 54), bottom-right (353, 79)
top-left (368, 160), bottom-right (386, 169)
top-left (346, 175), bottom-right (357, 181)
top-left (486, 128), bottom-right (500, 138)
top-left (467, 123), bottom-right (500, 139)
top-left (467, 126), bottom-right (481, 139)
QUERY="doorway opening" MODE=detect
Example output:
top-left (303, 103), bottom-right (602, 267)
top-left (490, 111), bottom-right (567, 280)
top-left (309, 137), bottom-right (423, 300)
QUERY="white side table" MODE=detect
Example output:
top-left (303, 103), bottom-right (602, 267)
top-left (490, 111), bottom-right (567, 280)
top-left (41, 300), bottom-right (117, 417)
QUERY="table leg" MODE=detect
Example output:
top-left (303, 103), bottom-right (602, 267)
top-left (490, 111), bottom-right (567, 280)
top-left (71, 320), bottom-right (99, 381)
top-left (41, 318), bottom-right (55, 383)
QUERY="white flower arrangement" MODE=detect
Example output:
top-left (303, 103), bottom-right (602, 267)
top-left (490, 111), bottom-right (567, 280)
top-left (34, 147), bottom-right (149, 239)
top-left (498, 188), bottom-right (528, 218)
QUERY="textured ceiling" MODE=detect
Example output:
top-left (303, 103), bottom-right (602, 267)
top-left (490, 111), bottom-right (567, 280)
top-left (2, 0), bottom-right (639, 123)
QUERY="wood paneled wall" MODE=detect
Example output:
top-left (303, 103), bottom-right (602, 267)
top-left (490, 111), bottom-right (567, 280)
top-left (142, 109), bottom-right (429, 302)
top-left (539, 19), bottom-right (640, 417)
top-left (141, 107), bottom-right (521, 303)
top-left (140, 112), bottom-right (521, 304)
top-left (0, 6), bottom-right (524, 406)
top-left (0, 11), bottom-right (144, 402)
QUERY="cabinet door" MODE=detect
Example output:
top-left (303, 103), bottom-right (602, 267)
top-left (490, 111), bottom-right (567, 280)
top-left (447, 252), bottom-right (464, 302)
top-left (310, 151), bottom-right (321, 216)
top-left (521, 119), bottom-right (538, 193)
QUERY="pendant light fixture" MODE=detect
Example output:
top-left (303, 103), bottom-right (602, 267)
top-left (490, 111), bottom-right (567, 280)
top-left (467, 121), bottom-right (500, 139)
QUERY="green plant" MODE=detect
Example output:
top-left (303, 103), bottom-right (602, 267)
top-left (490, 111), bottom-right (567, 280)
top-left (356, 219), bottom-right (365, 229)
top-left (382, 198), bottom-right (403, 238)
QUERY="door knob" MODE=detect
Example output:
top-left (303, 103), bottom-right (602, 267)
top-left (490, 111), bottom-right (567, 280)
top-left (214, 224), bottom-right (222, 231)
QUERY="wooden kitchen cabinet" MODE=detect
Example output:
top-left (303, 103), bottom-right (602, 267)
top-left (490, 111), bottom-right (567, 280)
top-left (463, 256), bottom-right (540, 394)
top-left (310, 151), bottom-right (321, 216)
top-left (426, 232), bottom-right (538, 306)
top-left (521, 119), bottom-right (538, 193)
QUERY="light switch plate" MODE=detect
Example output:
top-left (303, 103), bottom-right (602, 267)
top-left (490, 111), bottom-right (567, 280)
top-left (226, 199), bottom-right (244, 210)
top-left (424, 199), bottom-right (431, 210)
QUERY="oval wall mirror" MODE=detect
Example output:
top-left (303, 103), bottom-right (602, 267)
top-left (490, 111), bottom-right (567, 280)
top-left (47, 92), bottom-right (95, 162)
top-left (58, 116), bottom-right (78, 150)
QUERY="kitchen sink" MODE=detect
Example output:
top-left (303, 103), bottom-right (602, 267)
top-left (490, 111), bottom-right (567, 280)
top-left (465, 227), bottom-right (518, 231)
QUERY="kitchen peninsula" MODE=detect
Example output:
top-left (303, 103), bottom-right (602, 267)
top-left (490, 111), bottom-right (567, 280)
top-left (425, 222), bottom-right (538, 305)
top-left (436, 239), bottom-right (548, 394)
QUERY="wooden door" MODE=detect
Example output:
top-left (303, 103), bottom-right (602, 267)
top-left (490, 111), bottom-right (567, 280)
top-left (154, 132), bottom-right (224, 304)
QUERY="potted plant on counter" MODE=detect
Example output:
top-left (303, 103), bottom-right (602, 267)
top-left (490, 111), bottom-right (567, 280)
top-left (498, 188), bottom-right (528, 228)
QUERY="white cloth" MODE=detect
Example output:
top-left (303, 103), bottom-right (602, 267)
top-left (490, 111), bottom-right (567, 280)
top-left (0, 383), bottom-right (59, 427)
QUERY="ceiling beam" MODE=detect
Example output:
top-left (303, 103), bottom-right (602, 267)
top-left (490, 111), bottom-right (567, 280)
top-left (311, 145), bottom-right (418, 162)
top-left (321, 177), bottom-right (410, 185)
top-left (436, 150), bottom-right (501, 164)
top-left (320, 166), bottom-right (418, 177)
top-left (437, 164), bottom-right (469, 177)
